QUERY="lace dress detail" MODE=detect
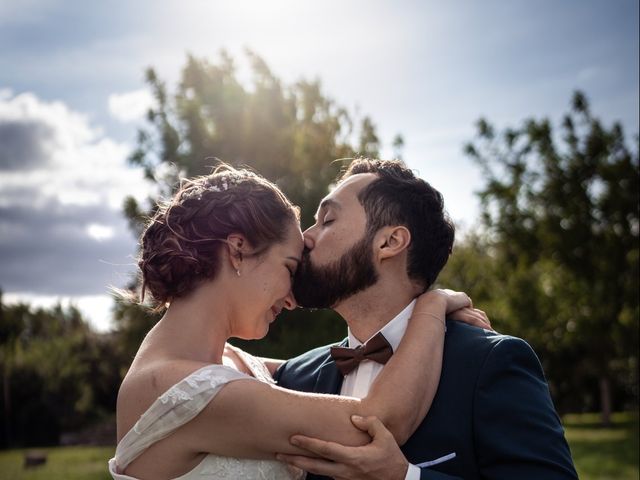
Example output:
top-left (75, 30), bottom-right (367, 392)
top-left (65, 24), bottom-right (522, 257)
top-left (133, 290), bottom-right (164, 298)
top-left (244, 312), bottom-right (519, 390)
top-left (108, 349), bottom-right (304, 480)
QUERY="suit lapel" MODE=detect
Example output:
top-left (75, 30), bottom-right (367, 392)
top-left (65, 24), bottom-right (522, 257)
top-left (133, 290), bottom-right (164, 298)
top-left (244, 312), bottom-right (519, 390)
top-left (313, 338), bottom-right (348, 394)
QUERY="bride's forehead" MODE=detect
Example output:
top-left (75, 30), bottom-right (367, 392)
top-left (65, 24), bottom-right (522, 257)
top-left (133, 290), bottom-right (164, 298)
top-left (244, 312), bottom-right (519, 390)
top-left (290, 228), bottom-right (304, 250)
top-left (281, 223), bottom-right (304, 250)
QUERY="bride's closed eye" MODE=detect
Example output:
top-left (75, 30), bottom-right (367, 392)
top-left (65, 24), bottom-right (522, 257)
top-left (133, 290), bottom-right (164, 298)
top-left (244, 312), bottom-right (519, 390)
top-left (286, 261), bottom-right (298, 278)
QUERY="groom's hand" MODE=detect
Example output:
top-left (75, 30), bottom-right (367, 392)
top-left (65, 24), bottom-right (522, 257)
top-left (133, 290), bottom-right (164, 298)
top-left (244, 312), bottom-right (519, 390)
top-left (276, 415), bottom-right (409, 480)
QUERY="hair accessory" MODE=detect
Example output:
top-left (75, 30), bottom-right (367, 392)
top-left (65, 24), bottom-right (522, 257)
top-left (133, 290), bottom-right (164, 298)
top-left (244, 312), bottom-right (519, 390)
top-left (181, 175), bottom-right (242, 201)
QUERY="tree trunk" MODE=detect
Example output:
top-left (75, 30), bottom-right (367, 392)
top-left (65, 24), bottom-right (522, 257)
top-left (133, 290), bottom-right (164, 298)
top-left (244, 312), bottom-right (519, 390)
top-left (3, 363), bottom-right (10, 446)
top-left (599, 376), bottom-right (612, 427)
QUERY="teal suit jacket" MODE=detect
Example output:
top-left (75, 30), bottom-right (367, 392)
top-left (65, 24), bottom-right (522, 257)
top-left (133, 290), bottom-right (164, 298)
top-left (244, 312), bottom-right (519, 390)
top-left (274, 320), bottom-right (578, 479)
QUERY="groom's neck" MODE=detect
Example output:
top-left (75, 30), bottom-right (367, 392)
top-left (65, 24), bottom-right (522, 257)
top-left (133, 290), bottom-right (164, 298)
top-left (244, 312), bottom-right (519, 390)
top-left (334, 280), bottom-right (416, 342)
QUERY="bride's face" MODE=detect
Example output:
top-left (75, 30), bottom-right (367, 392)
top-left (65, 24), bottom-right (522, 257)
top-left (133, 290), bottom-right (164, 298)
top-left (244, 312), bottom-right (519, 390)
top-left (233, 222), bottom-right (304, 339)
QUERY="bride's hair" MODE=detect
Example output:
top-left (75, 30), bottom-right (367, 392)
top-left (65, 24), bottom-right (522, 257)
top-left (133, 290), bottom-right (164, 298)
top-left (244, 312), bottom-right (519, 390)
top-left (138, 163), bottom-right (299, 307)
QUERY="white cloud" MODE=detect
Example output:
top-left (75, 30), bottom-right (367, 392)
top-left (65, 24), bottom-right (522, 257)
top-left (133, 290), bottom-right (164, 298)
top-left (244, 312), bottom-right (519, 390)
top-left (2, 292), bottom-right (116, 332)
top-left (87, 223), bottom-right (115, 241)
top-left (0, 90), bottom-right (153, 208)
top-left (0, 91), bottom-right (153, 303)
top-left (108, 88), bottom-right (156, 123)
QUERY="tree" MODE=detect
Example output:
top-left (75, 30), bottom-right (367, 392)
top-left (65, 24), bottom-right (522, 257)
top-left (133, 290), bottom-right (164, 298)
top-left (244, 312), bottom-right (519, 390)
top-left (459, 91), bottom-right (639, 423)
top-left (392, 134), bottom-right (405, 160)
top-left (0, 302), bottom-right (123, 447)
top-left (117, 50), bottom-right (388, 360)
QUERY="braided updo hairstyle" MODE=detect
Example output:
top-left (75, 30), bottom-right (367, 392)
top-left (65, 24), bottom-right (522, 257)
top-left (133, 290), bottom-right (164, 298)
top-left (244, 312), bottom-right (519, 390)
top-left (139, 164), bottom-right (300, 307)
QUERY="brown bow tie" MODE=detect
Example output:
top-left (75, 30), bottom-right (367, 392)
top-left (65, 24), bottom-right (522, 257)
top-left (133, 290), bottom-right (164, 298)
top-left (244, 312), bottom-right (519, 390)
top-left (330, 332), bottom-right (393, 376)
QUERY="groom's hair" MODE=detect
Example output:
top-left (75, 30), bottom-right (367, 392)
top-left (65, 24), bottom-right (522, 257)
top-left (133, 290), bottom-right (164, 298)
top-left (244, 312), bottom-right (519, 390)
top-left (339, 158), bottom-right (455, 291)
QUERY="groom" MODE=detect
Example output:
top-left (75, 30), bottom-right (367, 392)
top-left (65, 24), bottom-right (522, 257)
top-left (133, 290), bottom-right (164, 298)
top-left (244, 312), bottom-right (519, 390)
top-left (275, 159), bottom-right (577, 479)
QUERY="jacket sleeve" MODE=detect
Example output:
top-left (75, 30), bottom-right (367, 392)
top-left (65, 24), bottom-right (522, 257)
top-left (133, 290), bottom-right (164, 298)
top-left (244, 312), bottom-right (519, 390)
top-left (273, 360), bottom-right (286, 384)
top-left (472, 336), bottom-right (578, 479)
top-left (419, 468), bottom-right (463, 479)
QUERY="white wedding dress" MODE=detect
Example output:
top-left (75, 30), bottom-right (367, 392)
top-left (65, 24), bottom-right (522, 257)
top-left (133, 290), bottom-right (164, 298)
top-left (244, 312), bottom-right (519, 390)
top-left (108, 347), bottom-right (305, 480)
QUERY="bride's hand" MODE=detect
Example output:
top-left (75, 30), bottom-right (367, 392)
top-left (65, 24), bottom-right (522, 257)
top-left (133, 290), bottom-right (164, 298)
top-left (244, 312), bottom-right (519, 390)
top-left (416, 288), bottom-right (471, 314)
top-left (449, 306), bottom-right (493, 331)
top-left (417, 289), bottom-right (493, 331)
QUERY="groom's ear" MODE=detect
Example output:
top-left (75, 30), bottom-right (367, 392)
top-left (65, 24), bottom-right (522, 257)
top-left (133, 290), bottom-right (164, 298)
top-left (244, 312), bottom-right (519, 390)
top-left (375, 226), bottom-right (411, 261)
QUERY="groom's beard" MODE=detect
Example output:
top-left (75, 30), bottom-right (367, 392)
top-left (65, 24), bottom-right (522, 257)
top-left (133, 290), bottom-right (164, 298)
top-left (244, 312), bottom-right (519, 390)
top-left (293, 232), bottom-right (379, 309)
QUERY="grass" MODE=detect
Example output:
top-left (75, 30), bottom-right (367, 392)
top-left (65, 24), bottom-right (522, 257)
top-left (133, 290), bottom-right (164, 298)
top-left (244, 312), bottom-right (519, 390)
top-left (0, 412), bottom-right (637, 479)
top-left (563, 411), bottom-right (639, 480)
top-left (0, 446), bottom-right (113, 480)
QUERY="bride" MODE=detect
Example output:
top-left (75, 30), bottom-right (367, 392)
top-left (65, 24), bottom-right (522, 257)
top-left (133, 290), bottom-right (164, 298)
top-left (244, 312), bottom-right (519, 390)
top-left (109, 164), bottom-right (489, 480)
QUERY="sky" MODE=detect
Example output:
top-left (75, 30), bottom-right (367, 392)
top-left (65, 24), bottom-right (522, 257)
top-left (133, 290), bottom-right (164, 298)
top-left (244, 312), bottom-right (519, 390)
top-left (0, 0), bottom-right (638, 331)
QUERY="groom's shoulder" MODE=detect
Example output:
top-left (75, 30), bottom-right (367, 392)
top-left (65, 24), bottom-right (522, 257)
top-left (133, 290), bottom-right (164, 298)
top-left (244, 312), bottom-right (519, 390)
top-left (274, 340), bottom-right (343, 388)
top-left (444, 320), bottom-right (541, 368)
top-left (283, 341), bottom-right (343, 370)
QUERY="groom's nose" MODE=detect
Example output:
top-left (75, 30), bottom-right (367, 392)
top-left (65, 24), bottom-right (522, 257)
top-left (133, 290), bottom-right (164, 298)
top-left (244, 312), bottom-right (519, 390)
top-left (302, 226), bottom-right (316, 250)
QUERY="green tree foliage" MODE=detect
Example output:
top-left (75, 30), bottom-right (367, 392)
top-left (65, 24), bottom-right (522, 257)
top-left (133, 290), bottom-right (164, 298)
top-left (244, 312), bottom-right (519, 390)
top-left (440, 91), bottom-right (639, 423)
top-left (116, 50), bottom-right (386, 362)
top-left (0, 299), bottom-right (123, 447)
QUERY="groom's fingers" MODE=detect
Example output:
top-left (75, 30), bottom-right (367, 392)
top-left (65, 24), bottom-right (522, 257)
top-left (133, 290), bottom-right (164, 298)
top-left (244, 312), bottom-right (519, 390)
top-left (287, 435), bottom-right (357, 463)
top-left (286, 415), bottom-right (384, 462)
top-left (276, 453), bottom-right (346, 478)
top-left (351, 415), bottom-right (389, 439)
top-left (280, 416), bottom-right (410, 480)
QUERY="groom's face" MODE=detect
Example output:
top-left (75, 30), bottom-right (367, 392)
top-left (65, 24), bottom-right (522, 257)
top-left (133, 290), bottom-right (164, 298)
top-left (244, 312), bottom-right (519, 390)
top-left (293, 174), bottom-right (380, 308)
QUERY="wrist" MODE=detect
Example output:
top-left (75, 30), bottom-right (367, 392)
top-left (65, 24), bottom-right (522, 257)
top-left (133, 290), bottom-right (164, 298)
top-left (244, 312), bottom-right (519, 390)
top-left (415, 290), bottom-right (447, 315)
top-left (404, 462), bottom-right (422, 480)
top-left (396, 458), bottom-right (410, 480)
top-left (410, 311), bottom-right (446, 329)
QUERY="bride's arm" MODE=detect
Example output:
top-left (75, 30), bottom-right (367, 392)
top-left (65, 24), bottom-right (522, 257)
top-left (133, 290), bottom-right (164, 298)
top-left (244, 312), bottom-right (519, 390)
top-left (180, 290), bottom-right (470, 460)
top-left (257, 302), bottom-right (491, 377)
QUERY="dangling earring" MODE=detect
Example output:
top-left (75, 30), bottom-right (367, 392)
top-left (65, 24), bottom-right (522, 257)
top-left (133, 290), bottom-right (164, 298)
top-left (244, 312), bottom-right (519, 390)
top-left (236, 269), bottom-right (241, 277)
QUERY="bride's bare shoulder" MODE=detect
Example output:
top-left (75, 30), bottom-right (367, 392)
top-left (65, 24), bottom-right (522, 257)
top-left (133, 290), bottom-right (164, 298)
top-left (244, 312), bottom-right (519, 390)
top-left (116, 359), bottom-right (209, 440)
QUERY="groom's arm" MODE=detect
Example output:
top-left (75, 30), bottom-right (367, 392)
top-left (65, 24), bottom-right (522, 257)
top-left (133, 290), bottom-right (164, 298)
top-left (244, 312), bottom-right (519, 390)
top-left (473, 336), bottom-right (578, 479)
top-left (416, 336), bottom-right (578, 480)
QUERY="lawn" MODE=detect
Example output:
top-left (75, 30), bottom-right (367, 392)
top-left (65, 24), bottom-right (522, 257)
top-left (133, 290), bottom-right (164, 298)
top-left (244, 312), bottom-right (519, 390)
top-left (0, 412), bottom-right (637, 479)
top-left (0, 446), bottom-right (113, 480)
top-left (564, 411), bottom-right (639, 480)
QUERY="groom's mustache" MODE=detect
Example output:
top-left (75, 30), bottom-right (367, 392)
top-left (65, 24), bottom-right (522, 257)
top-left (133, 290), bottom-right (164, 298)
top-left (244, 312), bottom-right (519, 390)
top-left (292, 236), bottom-right (379, 309)
top-left (292, 249), bottom-right (316, 307)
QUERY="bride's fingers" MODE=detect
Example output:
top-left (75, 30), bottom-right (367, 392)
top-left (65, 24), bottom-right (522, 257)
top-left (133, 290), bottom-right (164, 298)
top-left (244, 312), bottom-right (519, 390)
top-left (450, 308), bottom-right (494, 331)
top-left (475, 308), bottom-right (491, 327)
top-left (439, 289), bottom-right (472, 312)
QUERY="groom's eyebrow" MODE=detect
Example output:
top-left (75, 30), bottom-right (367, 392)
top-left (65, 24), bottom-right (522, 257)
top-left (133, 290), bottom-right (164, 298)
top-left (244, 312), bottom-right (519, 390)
top-left (314, 198), bottom-right (341, 220)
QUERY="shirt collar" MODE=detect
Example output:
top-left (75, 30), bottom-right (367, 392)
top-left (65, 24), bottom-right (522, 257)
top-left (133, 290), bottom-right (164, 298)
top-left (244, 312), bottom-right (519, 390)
top-left (347, 299), bottom-right (416, 352)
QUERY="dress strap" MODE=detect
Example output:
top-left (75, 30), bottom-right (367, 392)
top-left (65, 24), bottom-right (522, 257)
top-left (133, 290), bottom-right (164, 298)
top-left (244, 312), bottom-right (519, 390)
top-left (114, 364), bottom-right (254, 472)
top-left (225, 343), bottom-right (276, 384)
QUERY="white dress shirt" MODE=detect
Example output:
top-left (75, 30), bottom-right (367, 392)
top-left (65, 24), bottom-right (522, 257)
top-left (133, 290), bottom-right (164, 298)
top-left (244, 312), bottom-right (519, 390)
top-left (339, 300), bottom-right (421, 480)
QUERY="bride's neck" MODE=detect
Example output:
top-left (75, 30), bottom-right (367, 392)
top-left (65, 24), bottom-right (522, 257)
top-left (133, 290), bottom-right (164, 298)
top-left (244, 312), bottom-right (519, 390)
top-left (154, 284), bottom-right (232, 364)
